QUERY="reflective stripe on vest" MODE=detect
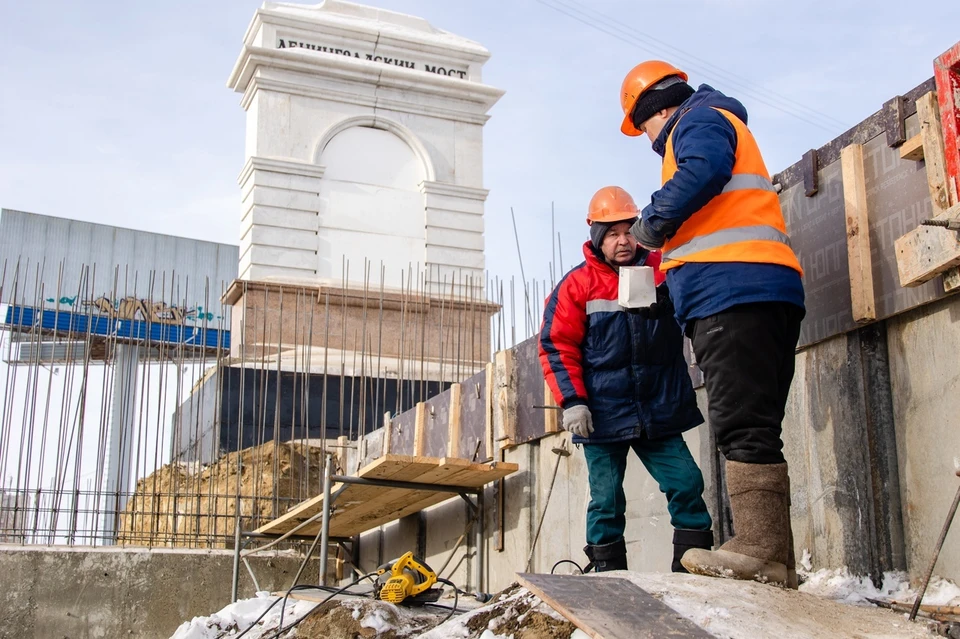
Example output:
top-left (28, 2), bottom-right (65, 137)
top-left (663, 224), bottom-right (792, 261)
top-left (720, 173), bottom-right (777, 194)
top-left (585, 299), bottom-right (622, 314)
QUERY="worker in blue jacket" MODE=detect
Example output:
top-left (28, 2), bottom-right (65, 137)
top-left (618, 61), bottom-right (805, 587)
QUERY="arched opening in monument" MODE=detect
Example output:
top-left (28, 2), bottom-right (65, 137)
top-left (317, 125), bottom-right (426, 289)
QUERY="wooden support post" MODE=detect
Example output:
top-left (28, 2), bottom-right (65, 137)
top-left (413, 402), bottom-right (427, 457)
top-left (484, 362), bottom-right (494, 462)
top-left (544, 381), bottom-right (560, 434)
top-left (841, 144), bottom-right (876, 323)
top-left (895, 92), bottom-right (960, 288)
top-left (382, 412), bottom-right (392, 455)
top-left (919, 92), bottom-right (952, 214)
top-left (336, 435), bottom-right (349, 473)
top-left (447, 383), bottom-right (463, 458)
top-left (494, 349), bottom-right (517, 450)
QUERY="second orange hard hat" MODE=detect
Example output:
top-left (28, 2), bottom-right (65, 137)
top-left (587, 186), bottom-right (639, 226)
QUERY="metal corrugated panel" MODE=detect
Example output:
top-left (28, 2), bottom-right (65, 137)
top-left (0, 209), bottom-right (239, 321)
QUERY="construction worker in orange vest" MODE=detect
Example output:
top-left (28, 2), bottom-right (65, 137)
top-left (618, 61), bottom-right (805, 587)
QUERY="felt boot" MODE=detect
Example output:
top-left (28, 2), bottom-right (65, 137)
top-left (681, 461), bottom-right (790, 586)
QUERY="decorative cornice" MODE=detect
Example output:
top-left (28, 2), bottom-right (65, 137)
top-left (420, 181), bottom-right (489, 201)
top-left (229, 47), bottom-right (503, 112)
top-left (237, 156), bottom-right (326, 187)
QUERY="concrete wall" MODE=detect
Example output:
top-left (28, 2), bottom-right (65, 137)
top-left (0, 545), bottom-right (319, 639)
top-left (887, 296), bottom-right (960, 581)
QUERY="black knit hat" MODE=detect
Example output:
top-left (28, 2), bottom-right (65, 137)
top-left (590, 217), bottom-right (638, 250)
top-left (630, 75), bottom-right (695, 130)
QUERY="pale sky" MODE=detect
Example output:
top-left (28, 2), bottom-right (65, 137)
top-left (2, 0), bottom-right (959, 323)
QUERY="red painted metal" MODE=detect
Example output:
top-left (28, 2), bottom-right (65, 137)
top-left (934, 41), bottom-right (960, 204)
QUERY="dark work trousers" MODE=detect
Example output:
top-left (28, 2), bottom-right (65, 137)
top-left (687, 301), bottom-right (804, 464)
top-left (582, 434), bottom-right (712, 546)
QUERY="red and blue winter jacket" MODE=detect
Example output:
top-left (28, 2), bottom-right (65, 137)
top-left (538, 242), bottom-right (704, 444)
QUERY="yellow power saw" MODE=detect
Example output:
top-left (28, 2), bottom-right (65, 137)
top-left (373, 552), bottom-right (443, 605)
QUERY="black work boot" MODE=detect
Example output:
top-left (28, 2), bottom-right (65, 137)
top-left (672, 529), bottom-right (714, 573)
top-left (583, 538), bottom-right (628, 572)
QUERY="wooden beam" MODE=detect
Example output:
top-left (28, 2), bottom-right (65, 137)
top-left (494, 349), bottom-right (517, 449)
top-left (446, 383), bottom-right (462, 458)
top-left (484, 362), bottom-right (494, 462)
top-left (841, 144), bottom-right (876, 323)
top-left (543, 381), bottom-right (560, 434)
top-left (918, 91), bottom-right (951, 214)
top-left (382, 412), bottom-right (392, 455)
top-left (413, 402), bottom-right (427, 457)
top-left (899, 133), bottom-right (925, 161)
top-left (894, 202), bottom-right (960, 286)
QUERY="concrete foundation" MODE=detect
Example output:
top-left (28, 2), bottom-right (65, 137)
top-left (0, 545), bottom-right (319, 639)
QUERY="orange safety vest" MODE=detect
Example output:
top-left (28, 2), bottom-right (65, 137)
top-left (660, 108), bottom-right (803, 275)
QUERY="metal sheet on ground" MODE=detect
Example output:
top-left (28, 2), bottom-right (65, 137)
top-left (513, 337), bottom-right (548, 444)
top-left (516, 573), bottom-right (712, 639)
top-left (459, 370), bottom-right (486, 460)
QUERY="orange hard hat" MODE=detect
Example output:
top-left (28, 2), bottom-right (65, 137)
top-left (620, 60), bottom-right (688, 136)
top-left (587, 186), bottom-right (639, 225)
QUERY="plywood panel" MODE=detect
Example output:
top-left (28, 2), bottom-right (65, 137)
top-left (458, 370), bottom-right (487, 461)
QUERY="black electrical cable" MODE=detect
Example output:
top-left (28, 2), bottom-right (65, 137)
top-left (550, 559), bottom-right (585, 574)
top-left (261, 572), bottom-right (379, 639)
top-left (234, 585), bottom-right (316, 639)
top-left (434, 577), bottom-right (460, 626)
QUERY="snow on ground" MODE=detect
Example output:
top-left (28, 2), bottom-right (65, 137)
top-left (172, 558), bottom-right (960, 638)
top-left (169, 591), bottom-right (443, 638)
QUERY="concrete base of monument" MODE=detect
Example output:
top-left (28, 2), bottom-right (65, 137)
top-left (224, 278), bottom-right (499, 380)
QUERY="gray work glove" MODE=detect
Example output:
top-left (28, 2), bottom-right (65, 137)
top-left (563, 404), bottom-right (594, 438)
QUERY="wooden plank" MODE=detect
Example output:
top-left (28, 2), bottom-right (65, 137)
top-left (255, 455), bottom-right (441, 535)
top-left (840, 144), bottom-right (876, 323)
top-left (255, 455), bottom-right (518, 537)
top-left (494, 349), bottom-right (516, 449)
top-left (484, 362), bottom-right (494, 461)
top-left (447, 383), bottom-right (462, 458)
top-left (894, 202), bottom-right (960, 286)
top-left (544, 381), bottom-right (560, 434)
top-left (934, 41), bottom-right (960, 206)
top-left (382, 412), bottom-right (392, 455)
top-left (899, 133), bottom-right (925, 161)
top-left (413, 402), bottom-right (427, 457)
top-left (517, 573), bottom-right (713, 639)
top-left (918, 91), bottom-right (951, 214)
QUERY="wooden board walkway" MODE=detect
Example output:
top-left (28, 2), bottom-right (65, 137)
top-left (517, 573), bottom-right (713, 639)
top-left (255, 454), bottom-right (518, 538)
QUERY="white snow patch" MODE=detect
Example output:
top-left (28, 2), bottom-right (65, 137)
top-left (799, 567), bottom-right (960, 607)
top-left (170, 591), bottom-right (318, 638)
top-left (799, 548), bottom-right (813, 572)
